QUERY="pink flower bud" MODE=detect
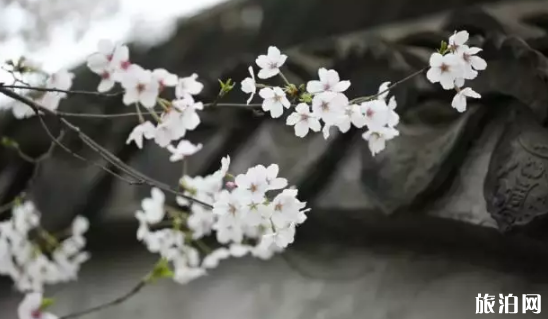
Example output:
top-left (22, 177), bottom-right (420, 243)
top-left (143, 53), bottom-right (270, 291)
top-left (225, 181), bottom-right (237, 190)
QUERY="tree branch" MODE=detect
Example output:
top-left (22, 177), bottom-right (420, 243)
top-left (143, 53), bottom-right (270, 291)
top-left (0, 87), bottom-right (213, 209)
top-left (0, 84), bottom-right (123, 97)
top-left (350, 67), bottom-right (428, 104)
top-left (58, 280), bottom-right (147, 319)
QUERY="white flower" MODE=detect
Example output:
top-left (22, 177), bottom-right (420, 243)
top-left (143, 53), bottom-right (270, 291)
top-left (140, 188), bottom-right (165, 224)
top-left (212, 190), bottom-right (246, 244)
top-left (270, 189), bottom-right (307, 229)
top-left (126, 121), bottom-right (156, 149)
top-left (451, 87), bottom-right (481, 113)
top-left (71, 216), bottom-right (89, 236)
top-left (234, 166), bottom-right (269, 202)
top-left (229, 244), bottom-right (250, 257)
top-left (306, 68), bottom-right (351, 94)
top-left (259, 87), bottom-right (290, 118)
top-left (360, 100), bottom-right (392, 128)
top-left (153, 69), bottom-right (178, 88)
top-left (173, 266), bottom-right (205, 285)
top-left (183, 204), bottom-right (215, 239)
top-left (171, 97), bottom-right (202, 131)
top-left (426, 53), bottom-right (461, 90)
top-left (362, 126), bottom-right (399, 156)
top-left (312, 92), bottom-right (347, 124)
top-left (265, 164), bottom-right (288, 191)
top-left (153, 123), bottom-right (175, 148)
top-left (175, 74), bottom-right (204, 98)
top-left (449, 30), bottom-right (469, 51)
top-left (263, 224), bottom-right (296, 249)
top-left (455, 45), bottom-right (487, 81)
top-left (219, 156), bottom-right (231, 178)
top-left (241, 66), bottom-right (257, 105)
top-left (286, 103), bottom-right (321, 137)
top-left (37, 70), bottom-right (74, 111)
top-left (202, 248), bottom-right (230, 269)
top-left (256, 46), bottom-right (287, 79)
top-left (166, 140), bottom-right (203, 162)
top-left (12, 103), bottom-right (36, 119)
top-left (121, 65), bottom-right (160, 108)
top-left (336, 104), bottom-right (367, 133)
top-left (18, 292), bottom-right (57, 319)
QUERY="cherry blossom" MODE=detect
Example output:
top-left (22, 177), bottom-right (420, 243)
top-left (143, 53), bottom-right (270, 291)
top-left (140, 187), bottom-right (166, 224)
top-left (286, 103), bottom-right (321, 137)
top-left (256, 46), bottom-right (287, 79)
top-left (121, 65), bottom-right (160, 108)
top-left (234, 166), bottom-right (270, 201)
top-left (126, 121), bottom-right (155, 149)
top-left (265, 164), bottom-right (288, 190)
top-left (451, 87), bottom-right (481, 112)
top-left (18, 292), bottom-right (57, 319)
top-left (153, 69), bottom-right (178, 88)
top-left (11, 103), bottom-right (36, 119)
top-left (241, 66), bottom-right (257, 104)
top-left (167, 140), bottom-right (203, 162)
top-left (362, 126), bottom-right (399, 156)
top-left (455, 45), bottom-right (487, 81)
top-left (336, 103), bottom-right (367, 133)
top-left (37, 69), bottom-right (74, 111)
top-left (448, 30), bottom-right (469, 52)
top-left (175, 74), bottom-right (204, 99)
top-left (306, 68), bottom-right (351, 94)
top-left (259, 87), bottom-right (290, 118)
top-left (426, 53), bottom-right (461, 90)
top-left (0, 202), bottom-right (89, 292)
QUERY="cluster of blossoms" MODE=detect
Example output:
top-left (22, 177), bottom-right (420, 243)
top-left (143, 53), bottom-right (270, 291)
top-left (240, 46), bottom-right (400, 155)
top-left (135, 156), bottom-right (308, 284)
top-left (0, 29), bottom-right (488, 318)
top-left (0, 202), bottom-right (89, 293)
top-left (426, 30), bottom-right (486, 112)
top-left (3, 69), bottom-right (74, 119)
top-left (86, 39), bottom-right (204, 161)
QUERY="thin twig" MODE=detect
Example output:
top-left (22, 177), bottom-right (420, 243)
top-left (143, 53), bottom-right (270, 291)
top-left (3, 131), bottom-right (66, 163)
top-left (55, 103), bottom-right (262, 119)
top-left (350, 67), bottom-right (427, 104)
top-left (0, 87), bottom-right (213, 209)
top-left (0, 84), bottom-right (123, 97)
top-left (59, 280), bottom-right (147, 319)
top-left (0, 198), bottom-right (19, 215)
top-left (36, 114), bottom-right (139, 185)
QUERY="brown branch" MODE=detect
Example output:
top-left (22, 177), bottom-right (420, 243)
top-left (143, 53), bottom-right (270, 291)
top-left (0, 84), bottom-right (123, 97)
top-left (58, 280), bottom-right (147, 319)
top-left (0, 87), bottom-right (213, 209)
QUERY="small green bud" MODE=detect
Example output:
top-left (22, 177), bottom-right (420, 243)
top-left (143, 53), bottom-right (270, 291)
top-left (148, 258), bottom-right (174, 282)
top-left (1, 137), bottom-right (18, 148)
top-left (438, 40), bottom-right (449, 55)
top-left (40, 298), bottom-right (55, 311)
top-left (218, 78), bottom-right (235, 97)
top-left (299, 93), bottom-right (313, 104)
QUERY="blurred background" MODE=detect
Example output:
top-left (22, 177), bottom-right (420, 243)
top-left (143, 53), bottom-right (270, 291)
top-left (2, 0), bottom-right (548, 318)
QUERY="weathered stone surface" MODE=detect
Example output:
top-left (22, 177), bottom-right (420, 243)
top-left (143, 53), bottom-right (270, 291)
top-left (484, 105), bottom-right (548, 234)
